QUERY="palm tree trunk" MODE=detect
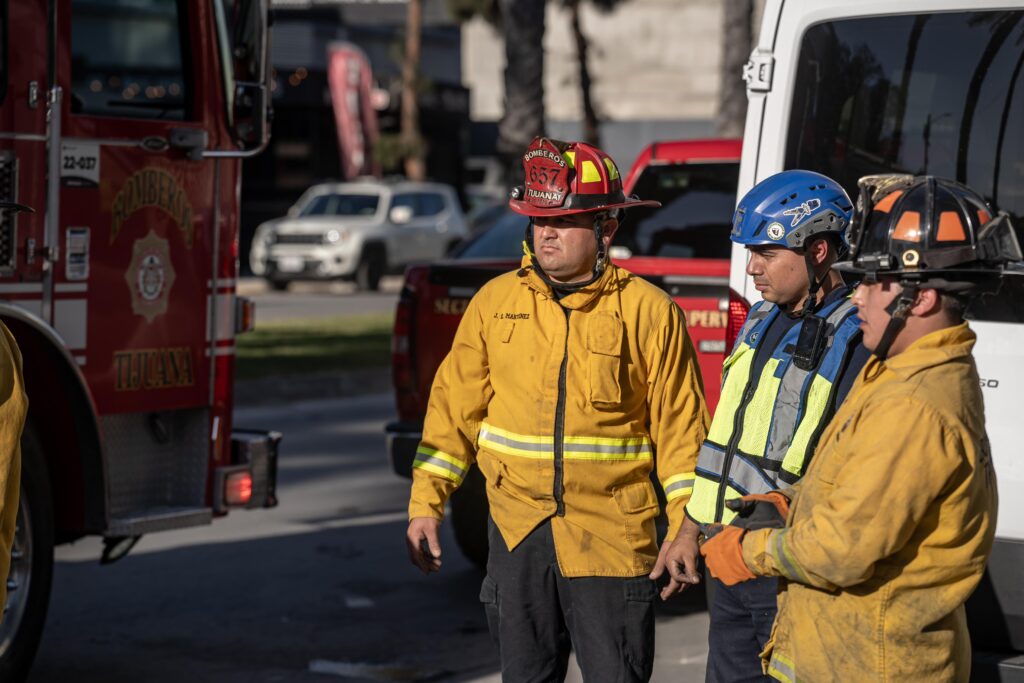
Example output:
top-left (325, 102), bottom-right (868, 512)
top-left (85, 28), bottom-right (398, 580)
top-left (401, 0), bottom-right (426, 180)
top-left (568, 0), bottom-right (600, 146)
top-left (716, 0), bottom-right (753, 138)
top-left (497, 0), bottom-right (547, 186)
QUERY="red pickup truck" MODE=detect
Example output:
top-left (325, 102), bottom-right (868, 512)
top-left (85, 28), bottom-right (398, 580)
top-left (387, 138), bottom-right (748, 564)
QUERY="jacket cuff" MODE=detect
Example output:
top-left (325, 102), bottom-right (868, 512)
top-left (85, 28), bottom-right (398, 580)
top-left (741, 528), bottom-right (777, 577)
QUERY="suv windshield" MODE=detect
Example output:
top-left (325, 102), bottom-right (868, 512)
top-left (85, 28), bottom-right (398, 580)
top-left (454, 162), bottom-right (739, 260)
top-left (299, 193), bottom-right (380, 217)
top-left (786, 10), bottom-right (1024, 321)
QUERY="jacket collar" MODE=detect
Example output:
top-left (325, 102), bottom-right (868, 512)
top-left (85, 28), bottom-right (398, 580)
top-left (517, 255), bottom-right (621, 310)
top-left (865, 321), bottom-right (977, 382)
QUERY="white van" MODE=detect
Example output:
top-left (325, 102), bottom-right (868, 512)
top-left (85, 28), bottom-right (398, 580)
top-left (733, 1), bottom-right (1024, 678)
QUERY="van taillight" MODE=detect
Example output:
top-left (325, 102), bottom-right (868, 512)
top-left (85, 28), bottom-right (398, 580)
top-left (392, 286), bottom-right (416, 392)
top-left (726, 288), bottom-right (750, 349)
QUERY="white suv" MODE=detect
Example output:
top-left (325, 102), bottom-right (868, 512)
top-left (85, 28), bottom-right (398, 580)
top-left (250, 181), bottom-right (470, 291)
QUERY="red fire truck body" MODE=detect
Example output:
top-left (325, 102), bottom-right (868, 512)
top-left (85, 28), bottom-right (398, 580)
top-left (0, 0), bottom-right (275, 678)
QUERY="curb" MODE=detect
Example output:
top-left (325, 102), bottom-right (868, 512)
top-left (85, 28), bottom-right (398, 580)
top-left (234, 366), bottom-right (392, 406)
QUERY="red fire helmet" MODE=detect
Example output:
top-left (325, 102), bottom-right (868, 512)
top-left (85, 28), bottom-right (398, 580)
top-left (508, 137), bottom-right (660, 218)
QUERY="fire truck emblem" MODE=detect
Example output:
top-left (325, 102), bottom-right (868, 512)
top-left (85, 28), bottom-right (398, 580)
top-left (125, 231), bottom-right (176, 322)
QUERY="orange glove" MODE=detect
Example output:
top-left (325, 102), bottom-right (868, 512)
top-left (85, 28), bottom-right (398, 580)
top-left (700, 525), bottom-right (757, 585)
top-left (729, 491), bottom-right (791, 521)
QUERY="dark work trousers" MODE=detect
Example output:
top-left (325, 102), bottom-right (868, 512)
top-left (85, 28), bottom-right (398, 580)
top-left (479, 517), bottom-right (657, 683)
top-left (705, 575), bottom-right (778, 683)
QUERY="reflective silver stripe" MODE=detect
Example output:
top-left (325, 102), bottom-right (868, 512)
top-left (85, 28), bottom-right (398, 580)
top-left (563, 441), bottom-right (651, 456)
top-left (695, 443), bottom-right (774, 495)
top-left (733, 301), bottom-right (775, 352)
top-left (479, 426), bottom-right (553, 454)
top-left (771, 529), bottom-right (805, 583)
top-left (413, 452), bottom-right (467, 479)
top-left (768, 653), bottom-right (797, 683)
top-left (664, 476), bottom-right (694, 497)
top-left (695, 443), bottom-right (726, 475)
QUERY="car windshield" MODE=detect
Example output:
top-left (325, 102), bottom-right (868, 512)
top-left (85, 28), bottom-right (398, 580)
top-left (454, 162), bottom-right (739, 260)
top-left (453, 211), bottom-right (528, 259)
top-left (298, 193), bottom-right (380, 217)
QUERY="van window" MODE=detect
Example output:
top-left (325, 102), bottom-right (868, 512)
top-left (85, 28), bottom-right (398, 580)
top-left (70, 0), bottom-right (190, 120)
top-left (786, 10), bottom-right (1024, 322)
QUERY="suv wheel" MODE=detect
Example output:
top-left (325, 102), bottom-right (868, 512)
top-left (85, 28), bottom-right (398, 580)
top-left (355, 247), bottom-right (385, 291)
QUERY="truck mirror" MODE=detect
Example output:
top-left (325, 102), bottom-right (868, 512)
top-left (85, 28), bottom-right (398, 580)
top-left (389, 206), bottom-right (414, 225)
top-left (210, 0), bottom-right (272, 157)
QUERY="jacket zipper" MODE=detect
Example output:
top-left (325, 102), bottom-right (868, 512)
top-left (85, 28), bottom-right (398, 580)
top-left (714, 379), bottom-right (757, 523)
top-left (553, 307), bottom-right (570, 517)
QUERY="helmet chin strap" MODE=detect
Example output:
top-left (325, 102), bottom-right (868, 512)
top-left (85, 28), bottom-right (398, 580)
top-left (872, 283), bottom-right (919, 361)
top-left (525, 216), bottom-right (609, 293)
top-left (795, 250), bottom-right (831, 318)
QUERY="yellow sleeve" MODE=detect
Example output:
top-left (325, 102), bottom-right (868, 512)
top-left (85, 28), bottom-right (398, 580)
top-left (408, 293), bottom-right (493, 520)
top-left (646, 300), bottom-right (710, 540)
top-left (742, 398), bottom-right (964, 589)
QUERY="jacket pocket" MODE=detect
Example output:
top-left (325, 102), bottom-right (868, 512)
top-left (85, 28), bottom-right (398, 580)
top-left (587, 313), bottom-right (624, 406)
top-left (612, 480), bottom-right (660, 555)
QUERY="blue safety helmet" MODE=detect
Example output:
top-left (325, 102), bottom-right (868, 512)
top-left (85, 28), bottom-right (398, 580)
top-left (731, 170), bottom-right (853, 253)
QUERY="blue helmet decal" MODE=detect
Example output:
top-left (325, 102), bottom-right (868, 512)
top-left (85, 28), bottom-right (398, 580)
top-left (731, 170), bottom-right (853, 251)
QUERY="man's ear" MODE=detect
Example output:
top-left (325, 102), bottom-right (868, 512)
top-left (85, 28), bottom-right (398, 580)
top-left (602, 217), bottom-right (619, 244)
top-left (911, 287), bottom-right (943, 317)
top-left (808, 237), bottom-right (831, 266)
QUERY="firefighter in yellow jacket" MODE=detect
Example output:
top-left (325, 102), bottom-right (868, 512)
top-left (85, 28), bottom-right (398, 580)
top-left (406, 138), bottom-right (709, 682)
top-left (697, 175), bottom-right (1018, 682)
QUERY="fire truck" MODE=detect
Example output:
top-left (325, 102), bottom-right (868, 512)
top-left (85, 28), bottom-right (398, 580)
top-left (0, 0), bottom-right (276, 678)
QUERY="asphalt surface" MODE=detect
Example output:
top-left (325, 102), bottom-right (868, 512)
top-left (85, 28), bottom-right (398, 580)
top-left (31, 393), bottom-right (712, 683)
top-left (241, 277), bottom-right (403, 323)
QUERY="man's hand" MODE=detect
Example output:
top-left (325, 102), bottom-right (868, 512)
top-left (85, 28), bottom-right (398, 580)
top-left (650, 518), bottom-right (702, 601)
top-left (406, 517), bottom-right (443, 574)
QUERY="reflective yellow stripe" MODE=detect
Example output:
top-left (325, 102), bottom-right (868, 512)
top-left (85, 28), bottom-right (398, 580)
top-left (736, 358), bottom-right (782, 455)
top-left (707, 344), bottom-right (753, 444)
top-left (770, 529), bottom-right (810, 583)
top-left (663, 472), bottom-right (695, 501)
top-left (417, 446), bottom-right (469, 471)
top-left (479, 423), bottom-right (554, 459)
top-left (413, 446), bottom-right (468, 484)
top-left (782, 374), bottom-right (834, 477)
top-left (478, 423), bottom-right (651, 461)
top-left (580, 159), bottom-right (601, 183)
top-left (602, 157), bottom-right (619, 180)
top-left (687, 476), bottom-right (743, 524)
top-left (768, 653), bottom-right (797, 683)
top-left (563, 150), bottom-right (576, 167)
top-left (413, 460), bottom-right (463, 483)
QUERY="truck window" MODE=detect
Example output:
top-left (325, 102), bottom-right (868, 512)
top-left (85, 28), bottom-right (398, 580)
top-left (70, 0), bottom-right (191, 120)
top-left (299, 193), bottom-right (380, 217)
top-left (623, 163), bottom-right (739, 259)
top-left (786, 10), bottom-right (1024, 322)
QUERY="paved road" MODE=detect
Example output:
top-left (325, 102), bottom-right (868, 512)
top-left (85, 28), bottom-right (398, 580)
top-left (241, 277), bottom-right (402, 323)
top-left (31, 394), bottom-right (710, 682)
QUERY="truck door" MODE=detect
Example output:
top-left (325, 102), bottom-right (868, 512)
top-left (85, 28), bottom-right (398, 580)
top-left (1, 1), bottom-right (48, 313)
top-left (58, 0), bottom-right (217, 415)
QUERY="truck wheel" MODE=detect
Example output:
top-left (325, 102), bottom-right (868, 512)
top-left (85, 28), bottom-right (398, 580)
top-left (0, 425), bottom-right (54, 682)
top-left (450, 465), bottom-right (489, 569)
top-left (355, 247), bottom-right (384, 292)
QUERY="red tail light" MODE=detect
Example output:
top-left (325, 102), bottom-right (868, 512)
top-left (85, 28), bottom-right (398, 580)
top-left (725, 288), bottom-right (751, 349)
top-left (392, 286), bottom-right (416, 393)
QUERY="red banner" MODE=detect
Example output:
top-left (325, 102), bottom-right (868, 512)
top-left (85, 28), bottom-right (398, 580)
top-left (327, 42), bottom-right (381, 179)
